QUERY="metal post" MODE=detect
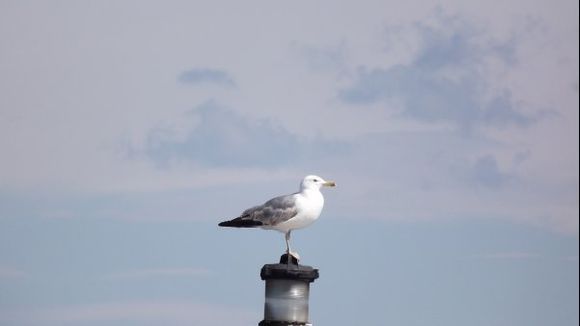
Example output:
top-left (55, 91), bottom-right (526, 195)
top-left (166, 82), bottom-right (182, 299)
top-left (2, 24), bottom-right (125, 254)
top-left (259, 254), bottom-right (319, 326)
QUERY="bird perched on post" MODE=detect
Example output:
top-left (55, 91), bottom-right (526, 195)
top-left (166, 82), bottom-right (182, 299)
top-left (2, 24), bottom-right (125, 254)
top-left (218, 175), bottom-right (336, 260)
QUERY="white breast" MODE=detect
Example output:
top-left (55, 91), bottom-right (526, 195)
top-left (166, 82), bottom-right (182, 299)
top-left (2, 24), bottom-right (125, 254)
top-left (272, 189), bottom-right (324, 233)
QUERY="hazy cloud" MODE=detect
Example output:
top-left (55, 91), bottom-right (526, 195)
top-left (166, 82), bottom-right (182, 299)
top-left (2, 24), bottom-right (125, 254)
top-left (104, 267), bottom-right (210, 281)
top-left (0, 266), bottom-right (26, 279)
top-left (296, 41), bottom-right (348, 74)
top-left (474, 251), bottom-right (541, 260)
top-left (141, 101), bottom-right (350, 168)
top-left (178, 68), bottom-right (236, 87)
top-left (339, 14), bottom-right (533, 132)
top-left (0, 301), bottom-right (257, 326)
top-left (471, 155), bottom-right (512, 189)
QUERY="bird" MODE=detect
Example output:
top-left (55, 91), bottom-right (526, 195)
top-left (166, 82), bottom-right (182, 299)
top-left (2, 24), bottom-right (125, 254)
top-left (218, 175), bottom-right (336, 260)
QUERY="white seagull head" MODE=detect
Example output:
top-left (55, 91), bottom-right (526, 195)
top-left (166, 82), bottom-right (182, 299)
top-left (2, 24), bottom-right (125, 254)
top-left (300, 175), bottom-right (336, 191)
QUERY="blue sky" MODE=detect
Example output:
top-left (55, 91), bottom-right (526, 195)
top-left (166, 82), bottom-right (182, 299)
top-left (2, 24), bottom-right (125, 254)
top-left (0, 1), bottom-right (578, 325)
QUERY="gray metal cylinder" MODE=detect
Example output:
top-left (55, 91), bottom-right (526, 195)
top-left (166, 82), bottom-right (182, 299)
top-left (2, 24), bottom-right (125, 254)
top-left (264, 279), bottom-right (310, 322)
top-left (259, 255), bottom-right (319, 326)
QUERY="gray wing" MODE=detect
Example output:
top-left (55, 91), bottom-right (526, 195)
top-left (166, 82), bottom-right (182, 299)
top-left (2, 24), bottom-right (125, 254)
top-left (240, 193), bottom-right (299, 226)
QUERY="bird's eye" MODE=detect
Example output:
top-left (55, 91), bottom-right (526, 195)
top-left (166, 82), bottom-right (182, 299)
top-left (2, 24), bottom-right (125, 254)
top-left (313, 179), bottom-right (318, 182)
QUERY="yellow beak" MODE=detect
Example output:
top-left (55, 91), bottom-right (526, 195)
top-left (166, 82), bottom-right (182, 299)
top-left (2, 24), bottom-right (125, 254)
top-left (323, 180), bottom-right (336, 187)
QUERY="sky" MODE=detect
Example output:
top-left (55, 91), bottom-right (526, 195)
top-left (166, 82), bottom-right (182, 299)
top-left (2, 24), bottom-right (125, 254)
top-left (0, 0), bottom-right (578, 325)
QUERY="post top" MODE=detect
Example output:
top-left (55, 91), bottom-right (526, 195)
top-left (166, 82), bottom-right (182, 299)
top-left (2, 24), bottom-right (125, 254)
top-left (260, 255), bottom-right (319, 282)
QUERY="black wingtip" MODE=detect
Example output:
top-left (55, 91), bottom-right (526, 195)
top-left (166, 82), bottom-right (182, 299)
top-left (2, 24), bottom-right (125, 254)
top-left (218, 218), bottom-right (262, 228)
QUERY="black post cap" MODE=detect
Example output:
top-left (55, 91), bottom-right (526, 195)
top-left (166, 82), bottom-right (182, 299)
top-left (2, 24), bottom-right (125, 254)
top-left (260, 256), bottom-right (319, 282)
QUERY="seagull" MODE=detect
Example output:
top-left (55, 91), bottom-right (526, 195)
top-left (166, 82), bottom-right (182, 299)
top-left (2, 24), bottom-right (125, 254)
top-left (218, 175), bottom-right (336, 260)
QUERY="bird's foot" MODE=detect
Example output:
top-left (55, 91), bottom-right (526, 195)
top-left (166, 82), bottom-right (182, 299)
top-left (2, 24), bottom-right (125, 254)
top-left (289, 250), bottom-right (300, 261)
top-left (281, 251), bottom-right (300, 265)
